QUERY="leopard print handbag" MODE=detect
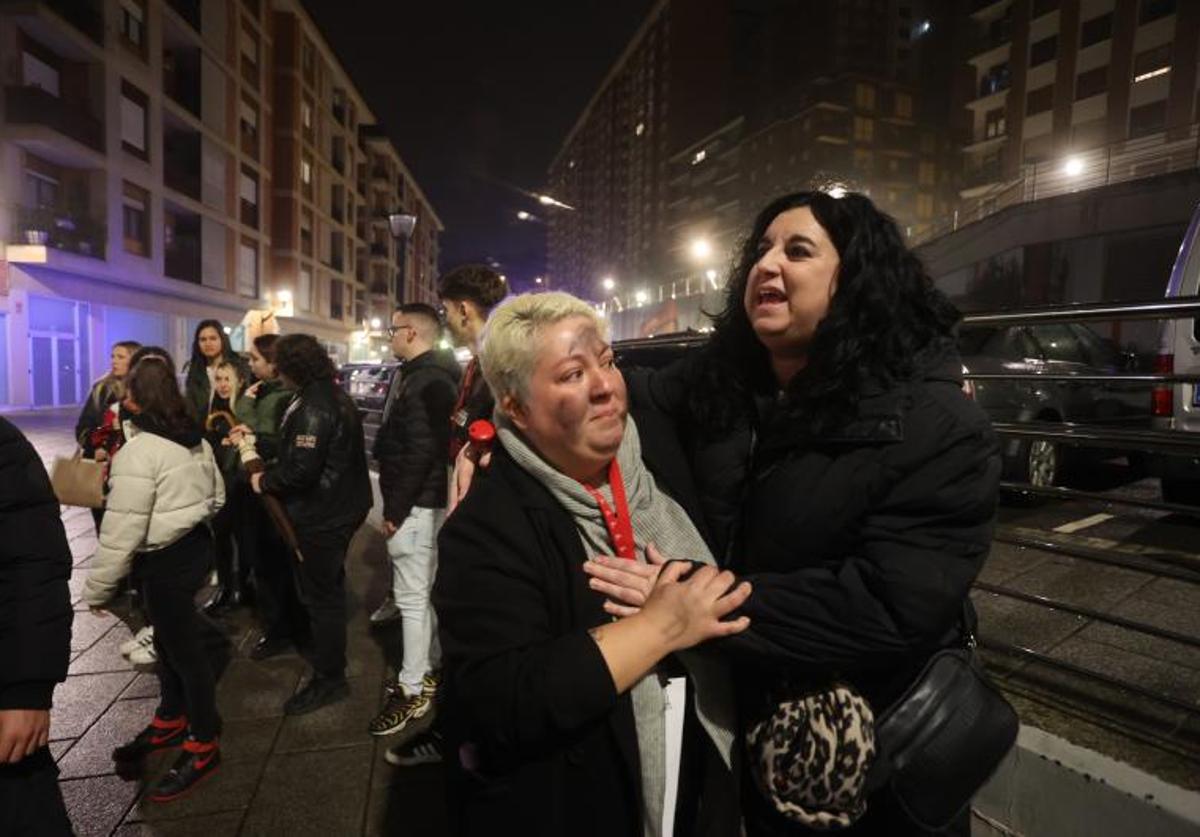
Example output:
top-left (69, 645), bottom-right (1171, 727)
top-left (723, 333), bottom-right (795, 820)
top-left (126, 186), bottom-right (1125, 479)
top-left (744, 682), bottom-right (877, 830)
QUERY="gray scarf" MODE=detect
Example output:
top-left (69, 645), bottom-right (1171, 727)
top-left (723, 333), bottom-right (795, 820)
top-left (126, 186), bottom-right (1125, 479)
top-left (498, 415), bottom-right (736, 837)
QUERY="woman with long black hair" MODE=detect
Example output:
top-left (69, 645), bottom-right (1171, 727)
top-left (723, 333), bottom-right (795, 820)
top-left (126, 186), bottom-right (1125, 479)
top-left (581, 191), bottom-right (1002, 835)
top-left (84, 355), bottom-right (226, 802)
top-left (183, 319), bottom-right (245, 420)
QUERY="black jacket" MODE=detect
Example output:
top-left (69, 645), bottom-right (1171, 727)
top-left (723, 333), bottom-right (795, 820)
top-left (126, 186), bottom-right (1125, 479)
top-left (374, 349), bottom-right (461, 525)
top-left (75, 377), bottom-right (121, 454)
top-left (0, 418), bottom-right (73, 710)
top-left (434, 404), bottom-right (738, 837)
top-left (448, 357), bottom-right (495, 460)
top-left (262, 379), bottom-right (372, 533)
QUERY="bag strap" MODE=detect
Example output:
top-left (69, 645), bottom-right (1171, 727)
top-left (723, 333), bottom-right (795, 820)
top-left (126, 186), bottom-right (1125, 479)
top-left (961, 598), bottom-right (978, 651)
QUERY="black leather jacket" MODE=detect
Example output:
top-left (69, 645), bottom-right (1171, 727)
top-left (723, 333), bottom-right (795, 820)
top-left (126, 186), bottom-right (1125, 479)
top-left (374, 349), bottom-right (461, 525)
top-left (262, 379), bottom-right (371, 533)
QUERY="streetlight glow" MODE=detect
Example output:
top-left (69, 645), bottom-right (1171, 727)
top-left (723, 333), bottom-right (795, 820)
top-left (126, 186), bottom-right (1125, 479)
top-left (689, 237), bottom-right (713, 261)
top-left (1062, 156), bottom-right (1084, 177)
top-left (534, 276), bottom-right (544, 285)
top-left (370, 317), bottom-right (382, 329)
top-left (705, 269), bottom-right (718, 281)
top-left (601, 276), bottom-right (615, 292)
top-left (517, 210), bottom-right (532, 221)
top-left (634, 290), bottom-right (649, 305)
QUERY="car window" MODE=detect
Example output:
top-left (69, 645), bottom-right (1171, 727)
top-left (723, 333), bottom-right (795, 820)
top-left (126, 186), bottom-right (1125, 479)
top-left (1030, 324), bottom-right (1086, 363)
top-left (1070, 324), bottom-right (1120, 367)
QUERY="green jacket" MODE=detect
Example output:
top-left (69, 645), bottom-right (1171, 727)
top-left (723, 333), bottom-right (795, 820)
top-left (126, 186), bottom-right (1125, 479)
top-left (234, 379), bottom-right (295, 462)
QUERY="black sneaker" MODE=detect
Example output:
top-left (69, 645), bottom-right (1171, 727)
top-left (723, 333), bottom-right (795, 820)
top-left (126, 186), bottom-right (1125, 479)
top-left (112, 715), bottom-right (188, 762)
top-left (147, 738), bottom-right (220, 802)
top-left (283, 674), bottom-right (350, 715)
top-left (385, 731), bottom-right (443, 767)
top-left (249, 634), bottom-right (293, 661)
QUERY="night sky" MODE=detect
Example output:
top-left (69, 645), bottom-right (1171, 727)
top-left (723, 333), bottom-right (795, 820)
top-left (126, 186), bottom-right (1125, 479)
top-left (304, 0), bottom-right (655, 293)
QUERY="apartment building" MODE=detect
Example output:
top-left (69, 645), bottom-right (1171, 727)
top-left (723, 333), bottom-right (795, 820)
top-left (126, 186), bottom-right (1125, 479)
top-left (0, 0), bottom-right (439, 409)
top-left (960, 0), bottom-right (1199, 215)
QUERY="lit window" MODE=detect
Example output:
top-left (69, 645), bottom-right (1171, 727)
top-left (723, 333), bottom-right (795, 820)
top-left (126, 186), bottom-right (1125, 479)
top-left (300, 159), bottom-right (312, 184)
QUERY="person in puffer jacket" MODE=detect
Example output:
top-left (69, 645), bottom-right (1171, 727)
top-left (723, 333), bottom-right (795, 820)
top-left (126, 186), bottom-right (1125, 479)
top-left (84, 355), bottom-right (226, 804)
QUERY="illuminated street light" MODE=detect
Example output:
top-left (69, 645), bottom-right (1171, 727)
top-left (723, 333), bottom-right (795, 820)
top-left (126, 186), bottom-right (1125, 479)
top-left (705, 269), bottom-right (718, 281)
top-left (601, 276), bottom-right (616, 292)
top-left (534, 276), bottom-right (544, 285)
top-left (634, 290), bottom-right (649, 305)
top-left (370, 317), bottom-right (382, 329)
top-left (516, 210), bottom-right (543, 222)
top-left (689, 237), bottom-right (713, 261)
top-left (1062, 156), bottom-right (1084, 177)
top-left (536, 194), bottom-right (575, 210)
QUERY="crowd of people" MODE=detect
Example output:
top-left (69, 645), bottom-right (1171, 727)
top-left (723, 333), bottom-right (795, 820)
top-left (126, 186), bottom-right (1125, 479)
top-left (0, 190), bottom-right (1006, 836)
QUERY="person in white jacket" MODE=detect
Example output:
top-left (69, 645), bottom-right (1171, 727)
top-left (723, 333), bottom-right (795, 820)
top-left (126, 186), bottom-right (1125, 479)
top-left (84, 355), bottom-right (226, 803)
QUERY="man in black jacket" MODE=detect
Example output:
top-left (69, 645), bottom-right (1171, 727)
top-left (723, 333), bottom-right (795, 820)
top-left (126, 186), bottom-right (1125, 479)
top-left (0, 418), bottom-right (74, 835)
top-left (251, 335), bottom-right (372, 715)
top-left (367, 304), bottom-right (460, 743)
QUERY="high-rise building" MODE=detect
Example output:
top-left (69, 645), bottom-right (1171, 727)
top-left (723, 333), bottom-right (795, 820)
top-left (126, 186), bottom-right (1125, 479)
top-left (0, 0), bottom-right (438, 410)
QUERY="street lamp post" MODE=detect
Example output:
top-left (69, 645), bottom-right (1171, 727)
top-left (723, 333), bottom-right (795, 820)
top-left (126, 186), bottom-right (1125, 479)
top-left (388, 212), bottom-right (417, 305)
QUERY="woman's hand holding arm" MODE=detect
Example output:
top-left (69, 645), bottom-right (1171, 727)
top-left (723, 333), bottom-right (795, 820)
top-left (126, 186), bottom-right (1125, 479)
top-left (583, 542), bottom-right (671, 617)
top-left (587, 561), bottom-right (751, 692)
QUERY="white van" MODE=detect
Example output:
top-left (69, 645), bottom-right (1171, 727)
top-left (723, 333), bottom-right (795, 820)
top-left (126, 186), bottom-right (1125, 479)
top-left (1150, 206), bottom-right (1200, 505)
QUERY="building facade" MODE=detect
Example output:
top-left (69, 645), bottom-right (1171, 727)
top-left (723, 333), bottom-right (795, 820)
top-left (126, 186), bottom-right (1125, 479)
top-left (0, 0), bottom-right (438, 409)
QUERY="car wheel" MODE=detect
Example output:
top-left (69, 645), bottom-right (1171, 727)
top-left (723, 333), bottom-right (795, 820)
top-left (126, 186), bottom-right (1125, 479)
top-left (1162, 478), bottom-right (1200, 506)
top-left (1025, 439), bottom-right (1059, 488)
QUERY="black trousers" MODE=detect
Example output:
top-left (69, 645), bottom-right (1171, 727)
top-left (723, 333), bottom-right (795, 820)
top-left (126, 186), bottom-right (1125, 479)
top-left (211, 482), bottom-right (249, 593)
top-left (136, 525), bottom-right (221, 741)
top-left (0, 747), bottom-right (72, 836)
top-left (294, 523), bottom-right (359, 679)
top-left (244, 499), bottom-right (308, 642)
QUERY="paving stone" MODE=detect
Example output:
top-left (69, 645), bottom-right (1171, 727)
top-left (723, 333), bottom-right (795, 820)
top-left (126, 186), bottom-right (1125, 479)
top-left (60, 773), bottom-right (139, 837)
top-left (114, 811), bottom-right (244, 837)
top-left (120, 672), bottom-right (163, 700)
top-left (71, 609), bottom-right (120, 652)
top-left (70, 623), bottom-right (137, 675)
top-left (58, 697), bottom-right (158, 779)
top-left (971, 589), bottom-right (1085, 667)
top-left (999, 554), bottom-right (1155, 611)
top-left (49, 739), bottom-right (75, 762)
top-left (274, 676), bottom-right (379, 754)
top-left (215, 658), bottom-right (305, 721)
top-left (51, 671), bottom-right (137, 739)
top-left (1076, 599), bottom-right (1200, 671)
top-left (1049, 635), bottom-right (1200, 709)
top-left (241, 743), bottom-right (373, 835)
top-left (365, 764), bottom-right (448, 837)
top-left (976, 540), bottom-right (1053, 585)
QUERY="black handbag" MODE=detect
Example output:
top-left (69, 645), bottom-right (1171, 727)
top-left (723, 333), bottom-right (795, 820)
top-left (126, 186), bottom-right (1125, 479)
top-left (873, 637), bottom-right (1019, 830)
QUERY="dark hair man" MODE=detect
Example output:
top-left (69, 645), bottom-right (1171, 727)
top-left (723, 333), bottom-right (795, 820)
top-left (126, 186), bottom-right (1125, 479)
top-left (367, 305), bottom-right (461, 753)
top-left (0, 417), bottom-right (74, 835)
top-left (250, 335), bottom-right (371, 715)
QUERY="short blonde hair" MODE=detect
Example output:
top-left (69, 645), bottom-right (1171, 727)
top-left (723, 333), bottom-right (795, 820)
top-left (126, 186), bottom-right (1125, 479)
top-left (479, 291), bottom-right (608, 403)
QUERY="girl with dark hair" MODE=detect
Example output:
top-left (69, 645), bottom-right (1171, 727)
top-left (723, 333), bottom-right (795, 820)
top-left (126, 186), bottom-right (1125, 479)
top-left (583, 191), bottom-right (1002, 835)
top-left (230, 333), bottom-right (306, 659)
top-left (84, 357), bottom-right (226, 802)
top-left (184, 319), bottom-right (244, 420)
top-left (251, 335), bottom-right (371, 713)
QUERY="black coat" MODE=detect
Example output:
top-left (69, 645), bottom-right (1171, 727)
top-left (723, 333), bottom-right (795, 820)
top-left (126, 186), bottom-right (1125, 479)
top-left (0, 418), bottom-right (73, 710)
top-left (75, 377), bottom-right (120, 454)
top-left (637, 345), bottom-right (1000, 836)
top-left (262, 379), bottom-right (372, 534)
top-left (434, 405), bottom-right (739, 837)
top-left (373, 349), bottom-right (461, 525)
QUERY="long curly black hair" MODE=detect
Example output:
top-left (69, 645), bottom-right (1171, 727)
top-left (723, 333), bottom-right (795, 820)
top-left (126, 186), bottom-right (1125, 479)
top-left (273, 334), bottom-right (336, 388)
top-left (184, 319), bottom-right (234, 393)
top-left (694, 190), bottom-right (960, 436)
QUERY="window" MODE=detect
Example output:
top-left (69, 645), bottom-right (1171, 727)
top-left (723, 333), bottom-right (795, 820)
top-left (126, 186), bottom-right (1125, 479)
top-left (298, 267), bottom-right (312, 311)
top-left (1080, 13), bottom-right (1112, 48)
top-left (1138, 0), bottom-right (1176, 25)
top-left (855, 83), bottom-right (876, 110)
top-left (1129, 99), bottom-right (1167, 138)
top-left (120, 80), bottom-right (149, 159)
top-left (1026, 84), bottom-right (1053, 115)
top-left (853, 116), bottom-right (874, 142)
top-left (300, 157), bottom-right (312, 185)
top-left (853, 149), bottom-right (873, 173)
top-left (1030, 35), bottom-right (1058, 67)
top-left (1031, 325), bottom-right (1086, 364)
top-left (239, 95), bottom-right (259, 156)
top-left (916, 193), bottom-right (934, 218)
top-left (1133, 44), bottom-right (1171, 81)
top-left (984, 107), bottom-right (1007, 138)
top-left (918, 161), bottom-right (936, 186)
top-left (21, 48), bottom-right (60, 96)
top-left (23, 170), bottom-right (58, 208)
top-left (330, 278), bottom-right (344, 319)
top-left (240, 23), bottom-right (259, 86)
top-left (119, 0), bottom-right (146, 53)
top-left (894, 92), bottom-right (913, 119)
top-left (239, 165), bottom-right (258, 228)
top-left (980, 62), bottom-right (1010, 96)
top-left (1031, 0), bottom-right (1058, 18)
top-left (122, 181), bottom-right (149, 257)
top-left (238, 240), bottom-right (258, 297)
top-left (300, 209), bottom-right (313, 256)
top-left (301, 38), bottom-right (316, 85)
top-left (1075, 66), bottom-right (1108, 100)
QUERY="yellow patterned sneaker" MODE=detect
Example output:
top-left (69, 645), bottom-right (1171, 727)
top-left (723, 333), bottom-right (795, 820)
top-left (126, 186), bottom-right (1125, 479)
top-left (368, 686), bottom-right (432, 736)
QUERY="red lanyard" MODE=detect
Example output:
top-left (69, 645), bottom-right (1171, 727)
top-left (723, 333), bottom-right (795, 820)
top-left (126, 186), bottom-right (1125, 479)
top-left (579, 459), bottom-right (636, 561)
top-left (448, 358), bottom-right (480, 460)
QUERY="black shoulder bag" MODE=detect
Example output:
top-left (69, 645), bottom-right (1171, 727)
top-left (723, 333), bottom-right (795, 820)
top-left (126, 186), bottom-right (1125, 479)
top-left (872, 610), bottom-right (1019, 830)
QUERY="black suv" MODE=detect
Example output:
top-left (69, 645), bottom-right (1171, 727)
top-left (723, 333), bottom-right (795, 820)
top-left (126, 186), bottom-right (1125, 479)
top-left (339, 361), bottom-right (400, 450)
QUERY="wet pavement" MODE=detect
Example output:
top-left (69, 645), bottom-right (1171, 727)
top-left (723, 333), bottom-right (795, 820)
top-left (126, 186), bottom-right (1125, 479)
top-left (12, 410), bottom-right (447, 837)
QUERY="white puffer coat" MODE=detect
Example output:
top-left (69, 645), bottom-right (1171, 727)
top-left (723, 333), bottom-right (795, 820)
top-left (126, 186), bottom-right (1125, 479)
top-left (84, 424), bottom-right (225, 606)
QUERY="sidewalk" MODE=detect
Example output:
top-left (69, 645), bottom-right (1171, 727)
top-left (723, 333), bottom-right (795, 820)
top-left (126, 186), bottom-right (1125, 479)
top-left (13, 411), bottom-right (448, 836)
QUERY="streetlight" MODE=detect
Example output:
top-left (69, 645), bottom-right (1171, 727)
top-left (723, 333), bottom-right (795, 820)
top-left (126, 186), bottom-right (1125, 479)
top-left (534, 276), bottom-right (544, 285)
top-left (388, 213), bottom-right (417, 240)
top-left (705, 269), bottom-right (718, 282)
top-left (536, 194), bottom-right (575, 210)
top-left (601, 276), bottom-right (616, 292)
top-left (634, 290), bottom-right (649, 305)
top-left (370, 317), bottom-right (382, 330)
top-left (689, 237), bottom-right (713, 261)
top-left (1062, 156), bottom-right (1084, 177)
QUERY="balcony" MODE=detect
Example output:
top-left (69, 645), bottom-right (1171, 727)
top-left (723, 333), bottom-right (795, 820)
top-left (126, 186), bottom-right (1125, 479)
top-left (329, 252), bottom-right (344, 272)
top-left (45, 0), bottom-right (104, 46)
top-left (369, 242), bottom-right (388, 259)
top-left (164, 130), bottom-right (201, 200)
top-left (165, 235), bottom-right (200, 284)
top-left (12, 204), bottom-right (105, 260)
top-left (162, 48), bottom-right (201, 118)
top-left (4, 85), bottom-right (103, 155)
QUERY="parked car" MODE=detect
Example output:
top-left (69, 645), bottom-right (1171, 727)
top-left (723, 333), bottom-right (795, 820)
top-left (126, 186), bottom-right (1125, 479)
top-left (1149, 206), bottom-right (1200, 505)
top-left (958, 323), bottom-right (1153, 487)
top-left (339, 361), bottom-right (399, 452)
